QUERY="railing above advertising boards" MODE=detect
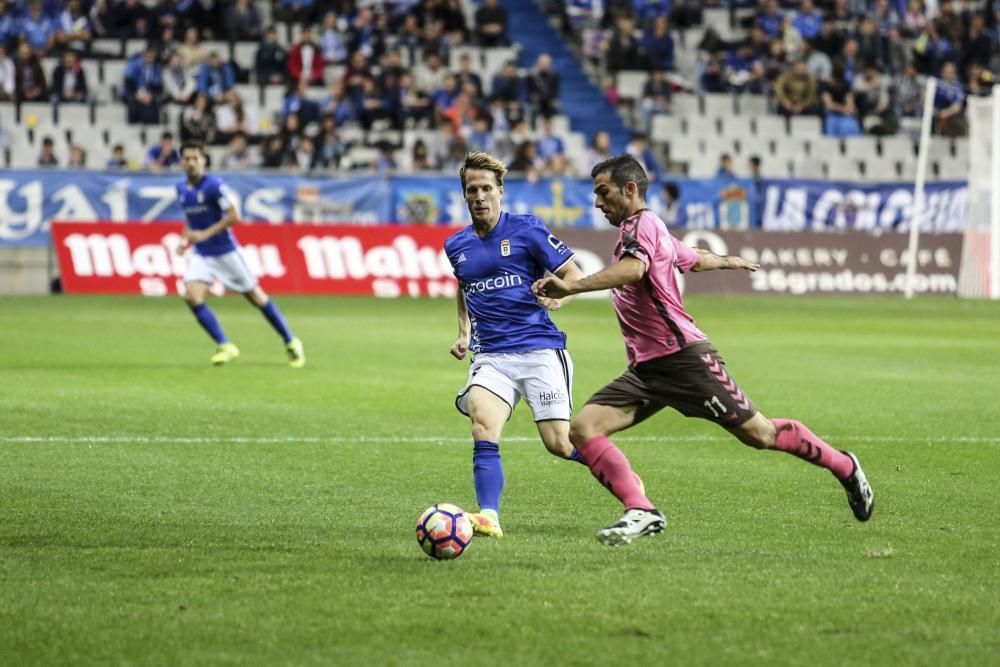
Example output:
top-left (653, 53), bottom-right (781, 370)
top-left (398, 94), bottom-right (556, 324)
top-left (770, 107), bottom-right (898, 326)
top-left (52, 222), bottom-right (964, 297)
top-left (2, 171), bottom-right (970, 247)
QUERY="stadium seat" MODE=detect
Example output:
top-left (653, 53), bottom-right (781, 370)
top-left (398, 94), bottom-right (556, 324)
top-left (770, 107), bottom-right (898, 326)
top-left (793, 158), bottom-right (824, 179)
top-left (232, 42), bottom-right (258, 73)
top-left (18, 102), bottom-right (54, 128)
top-left (789, 115), bottom-right (823, 138)
top-left (863, 155), bottom-right (900, 180)
top-left (671, 94), bottom-right (699, 116)
top-left (687, 152), bottom-right (719, 178)
top-left (722, 115), bottom-right (754, 140)
top-left (952, 138), bottom-right (970, 166)
top-left (703, 93), bottom-right (735, 117)
top-left (667, 134), bottom-right (699, 161)
top-left (123, 39), bottom-right (148, 59)
top-left (897, 158), bottom-right (918, 180)
top-left (759, 158), bottom-right (792, 178)
top-left (879, 136), bottom-right (915, 161)
top-left (55, 104), bottom-right (93, 128)
top-left (926, 137), bottom-right (953, 162)
top-left (737, 95), bottom-right (769, 116)
top-left (234, 84), bottom-right (261, 106)
top-left (808, 136), bottom-right (842, 159)
top-left (91, 38), bottom-right (122, 58)
top-left (737, 135), bottom-right (773, 158)
top-left (755, 115), bottom-right (787, 138)
top-left (262, 85), bottom-right (285, 115)
top-left (651, 114), bottom-right (684, 142)
top-left (826, 155), bottom-right (862, 180)
top-left (345, 146), bottom-right (379, 169)
top-left (841, 136), bottom-right (878, 160)
top-left (615, 71), bottom-right (648, 101)
top-left (100, 60), bottom-right (127, 90)
top-left (449, 46), bottom-right (482, 70)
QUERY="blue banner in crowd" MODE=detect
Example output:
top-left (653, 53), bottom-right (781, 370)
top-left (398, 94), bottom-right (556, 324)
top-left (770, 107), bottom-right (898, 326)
top-left (759, 179), bottom-right (969, 233)
top-left (0, 170), bottom-right (968, 247)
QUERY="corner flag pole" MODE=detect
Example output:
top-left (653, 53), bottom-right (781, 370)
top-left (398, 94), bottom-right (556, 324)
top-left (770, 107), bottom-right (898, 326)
top-left (905, 77), bottom-right (937, 299)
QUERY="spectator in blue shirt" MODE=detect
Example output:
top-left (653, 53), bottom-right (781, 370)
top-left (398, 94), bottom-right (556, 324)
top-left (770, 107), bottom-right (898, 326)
top-left (933, 61), bottom-right (966, 136)
top-left (0, 1), bottom-right (17, 50)
top-left (642, 16), bottom-right (675, 71)
top-left (279, 0), bottom-right (316, 24)
top-left (633, 0), bottom-right (670, 23)
top-left (145, 131), bottom-right (180, 172)
top-left (754, 0), bottom-right (783, 39)
top-left (793, 0), bottom-right (823, 41)
top-left (535, 117), bottom-right (564, 162)
top-left (196, 52), bottom-right (234, 104)
top-left (19, 0), bottom-right (55, 54)
top-left (106, 143), bottom-right (128, 170)
top-left (255, 25), bottom-right (287, 86)
top-left (282, 78), bottom-right (320, 124)
top-left (123, 46), bottom-right (163, 124)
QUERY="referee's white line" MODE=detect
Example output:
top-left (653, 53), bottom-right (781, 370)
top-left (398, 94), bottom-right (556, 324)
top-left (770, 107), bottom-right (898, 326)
top-left (1, 435), bottom-right (999, 445)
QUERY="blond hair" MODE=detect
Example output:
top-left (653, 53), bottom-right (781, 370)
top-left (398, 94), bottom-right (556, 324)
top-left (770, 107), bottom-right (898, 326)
top-left (460, 151), bottom-right (507, 190)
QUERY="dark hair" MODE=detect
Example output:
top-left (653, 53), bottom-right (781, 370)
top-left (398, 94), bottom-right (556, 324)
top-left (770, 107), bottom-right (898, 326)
top-left (663, 182), bottom-right (679, 199)
top-left (161, 131), bottom-right (174, 141)
top-left (749, 155), bottom-right (761, 168)
top-left (591, 154), bottom-right (649, 199)
top-left (180, 141), bottom-right (204, 155)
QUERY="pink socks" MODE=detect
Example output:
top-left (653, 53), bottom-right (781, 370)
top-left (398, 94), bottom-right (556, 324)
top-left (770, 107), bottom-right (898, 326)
top-left (771, 419), bottom-right (854, 480)
top-left (576, 435), bottom-right (656, 511)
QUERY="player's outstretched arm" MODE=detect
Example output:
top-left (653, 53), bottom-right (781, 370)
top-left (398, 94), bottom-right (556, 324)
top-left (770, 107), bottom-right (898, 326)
top-left (690, 248), bottom-right (760, 273)
top-left (533, 257), bottom-right (646, 298)
top-left (450, 289), bottom-right (470, 360)
top-left (537, 260), bottom-right (585, 311)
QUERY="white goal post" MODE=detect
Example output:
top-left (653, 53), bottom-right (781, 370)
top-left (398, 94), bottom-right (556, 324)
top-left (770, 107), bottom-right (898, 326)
top-left (957, 85), bottom-right (1000, 299)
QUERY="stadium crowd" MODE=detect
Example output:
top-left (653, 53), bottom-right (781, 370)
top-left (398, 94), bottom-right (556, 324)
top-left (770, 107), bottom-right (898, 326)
top-left (0, 0), bottom-right (997, 172)
top-left (560, 0), bottom-right (998, 138)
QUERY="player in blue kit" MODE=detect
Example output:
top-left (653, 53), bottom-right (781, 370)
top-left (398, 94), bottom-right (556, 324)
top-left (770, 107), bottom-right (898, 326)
top-left (175, 142), bottom-right (305, 367)
top-left (446, 152), bottom-right (645, 537)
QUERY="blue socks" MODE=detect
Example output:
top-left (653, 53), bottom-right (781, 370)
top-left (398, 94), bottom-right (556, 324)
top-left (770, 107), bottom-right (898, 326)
top-left (190, 303), bottom-right (227, 344)
top-left (472, 440), bottom-right (504, 515)
top-left (259, 300), bottom-right (293, 343)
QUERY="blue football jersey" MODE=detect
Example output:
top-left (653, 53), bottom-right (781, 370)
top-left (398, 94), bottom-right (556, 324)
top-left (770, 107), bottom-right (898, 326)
top-left (176, 175), bottom-right (238, 257)
top-left (445, 212), bottom-right (575, 354)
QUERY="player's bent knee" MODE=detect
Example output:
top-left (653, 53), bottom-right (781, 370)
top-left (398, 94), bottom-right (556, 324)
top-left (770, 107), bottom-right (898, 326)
top-left (730, 415), bottom-right (776, 450)
top-left (543, 438), bottom-right (575, 459)
top-left (470, 421), bottom-right (501, 443)
top-left (568, 419), bottom-right (597, 448)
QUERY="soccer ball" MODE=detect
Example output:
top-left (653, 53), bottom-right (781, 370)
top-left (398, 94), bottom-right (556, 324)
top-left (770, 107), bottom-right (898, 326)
top-left (416, 503), bottom-right (473, 560)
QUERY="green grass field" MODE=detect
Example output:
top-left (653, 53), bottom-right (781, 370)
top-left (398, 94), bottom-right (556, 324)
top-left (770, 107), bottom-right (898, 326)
top-left (2, 294), bottom-right (999, 666)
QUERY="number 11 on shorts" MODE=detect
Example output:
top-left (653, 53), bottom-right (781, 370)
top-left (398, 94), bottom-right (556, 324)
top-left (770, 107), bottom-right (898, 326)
top-left (704, 395), bottom-right (727, 418)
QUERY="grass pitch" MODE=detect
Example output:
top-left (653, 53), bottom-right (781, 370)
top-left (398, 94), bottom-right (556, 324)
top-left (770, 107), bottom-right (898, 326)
top-left (1, 294), bottom-right (999, 666)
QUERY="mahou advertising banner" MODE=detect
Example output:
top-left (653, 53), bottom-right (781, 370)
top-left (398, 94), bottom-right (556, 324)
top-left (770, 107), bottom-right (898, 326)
top-left (52, 222), bottom-right (461, 297)
top-left (53, 222), bottom-right (964, 297)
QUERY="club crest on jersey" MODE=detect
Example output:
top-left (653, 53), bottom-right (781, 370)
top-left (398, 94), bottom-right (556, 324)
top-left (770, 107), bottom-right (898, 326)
top-left (197, 191), bottom-right (205, 203)
top-left (500, 240), bottom-right (511, 257)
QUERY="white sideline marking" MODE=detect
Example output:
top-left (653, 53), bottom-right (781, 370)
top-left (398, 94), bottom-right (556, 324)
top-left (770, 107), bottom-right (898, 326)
top-left (2, 435), bottom-right (999, 445)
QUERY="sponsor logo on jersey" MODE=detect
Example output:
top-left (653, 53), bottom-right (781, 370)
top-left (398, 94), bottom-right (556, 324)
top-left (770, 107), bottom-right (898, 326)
top-left (462, 272), bottom-right (523, 294)
top-left (455, 252), bottom-right (467, 264)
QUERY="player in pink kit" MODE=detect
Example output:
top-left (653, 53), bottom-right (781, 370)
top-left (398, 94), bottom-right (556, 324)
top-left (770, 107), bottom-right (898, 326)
top-left (533, 155), bottom-right (874, 546)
